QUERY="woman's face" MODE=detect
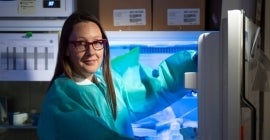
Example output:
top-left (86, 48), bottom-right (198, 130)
top-left (67, 21), bottom-right (104, 79)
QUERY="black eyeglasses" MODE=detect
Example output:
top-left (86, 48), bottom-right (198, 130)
top-left (69, 39), bottom-right (107, 52)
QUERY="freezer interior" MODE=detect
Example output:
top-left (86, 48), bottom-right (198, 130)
top-left (107, 31), bottom-right (205, 139)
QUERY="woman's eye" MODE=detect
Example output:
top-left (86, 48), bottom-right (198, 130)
top-left (78, 41), bottom-right (86, 46)
top-left (93, 42), bottom-right (100, 45)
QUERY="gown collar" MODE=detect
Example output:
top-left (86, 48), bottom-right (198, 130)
top-left (75, 77), bottom-right (93, 85)
top-left (73, 74), bottom-right (102, 86)
top-left (72, 74), bottom-right (94, 85)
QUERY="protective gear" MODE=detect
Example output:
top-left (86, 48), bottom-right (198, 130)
top-left (37, 48), bottom-right (197, 140)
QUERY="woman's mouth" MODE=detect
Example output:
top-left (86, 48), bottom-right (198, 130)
top-left (84, 59), bottom-right (97, 65)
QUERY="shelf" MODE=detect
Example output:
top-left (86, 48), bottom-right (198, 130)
top-left (0, 124), bottom-right (36, 129)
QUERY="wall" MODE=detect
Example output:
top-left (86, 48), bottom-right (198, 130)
top-left (263, 0), bottom-right (270, 139)
top-left (221, 0), bottom-right (256, 20)
top-left (0, 82), bottom-right (48, 112)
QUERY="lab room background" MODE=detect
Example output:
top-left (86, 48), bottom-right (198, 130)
top-left (0, 0), bottom-right (269, 140)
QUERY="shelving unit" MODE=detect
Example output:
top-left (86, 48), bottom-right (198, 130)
top-left (0, 124), bottom-right (36, 129)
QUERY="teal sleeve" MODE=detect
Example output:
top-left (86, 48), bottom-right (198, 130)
top-left (53, 110), bottom-right (134, 140)
top-left (37, 77), bottom-right (135, 140)
top-left (111, 48), bottom-right (197, 121)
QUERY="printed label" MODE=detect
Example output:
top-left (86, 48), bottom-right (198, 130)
top-left (167, 9), bottom-right (200, 25)
top-left (113, 9), bottom-right (146, 26)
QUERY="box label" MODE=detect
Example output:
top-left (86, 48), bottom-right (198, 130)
top-left (113, 9), bottom-right (146, 26)
top-left (167, 9), bottom-right (200, 25)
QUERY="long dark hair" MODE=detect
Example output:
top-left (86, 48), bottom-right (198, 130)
top-left (50, 10), bottom-right (117, 119)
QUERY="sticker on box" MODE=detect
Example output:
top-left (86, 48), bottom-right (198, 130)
top-left (113, 9), bottom-right (146, 26)
top-left (167, 9), bottom-right (200, 25)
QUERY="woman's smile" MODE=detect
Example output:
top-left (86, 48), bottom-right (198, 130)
top-left (83, 59), bottom-right (97, 65)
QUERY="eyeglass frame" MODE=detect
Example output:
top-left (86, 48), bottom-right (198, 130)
top-left (68, 39), bottom-right (108, 52)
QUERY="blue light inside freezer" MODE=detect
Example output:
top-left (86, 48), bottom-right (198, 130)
top-left (107, 31), bottom-right (202, 69)
top-left (106, 31), bottom-right (204, 139)
top-left (109, 44), bottom-right (197, 69)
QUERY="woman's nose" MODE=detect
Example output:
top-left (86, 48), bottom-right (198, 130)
top-left (85, 44), bottom-right (96, 55)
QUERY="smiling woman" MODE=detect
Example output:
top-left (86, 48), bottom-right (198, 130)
top-left (37, 10), bottom-right (197, 140)
top-left (66, 21), bottom-right (106, 79)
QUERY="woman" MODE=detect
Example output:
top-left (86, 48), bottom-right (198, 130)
top-left (37, 10), bottom-right (197, 140)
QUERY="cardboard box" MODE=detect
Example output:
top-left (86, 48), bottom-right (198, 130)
top-left (153, 0), bottom-right (205, 30)
top-left (77, 0), bottom-right (152, 31)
